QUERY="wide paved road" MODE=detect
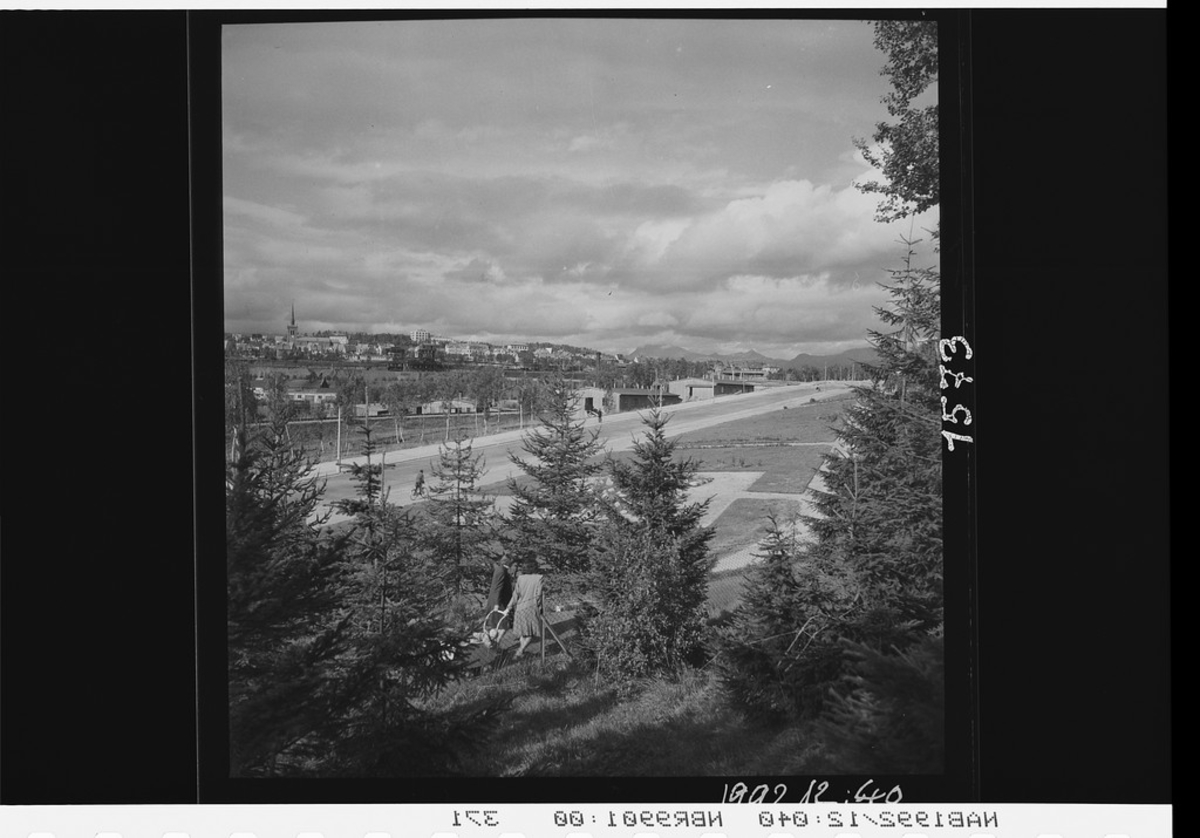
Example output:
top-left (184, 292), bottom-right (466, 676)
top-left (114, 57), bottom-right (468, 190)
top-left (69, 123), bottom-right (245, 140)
top-left (311, 381), bottom-right (858, 524)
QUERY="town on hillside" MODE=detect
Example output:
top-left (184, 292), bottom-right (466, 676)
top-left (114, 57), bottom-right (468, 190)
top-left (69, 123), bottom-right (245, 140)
top-left (225, 312), bottom-right (872, 426)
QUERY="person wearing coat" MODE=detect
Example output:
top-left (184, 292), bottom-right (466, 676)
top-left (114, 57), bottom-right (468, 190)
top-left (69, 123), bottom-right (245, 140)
top-left (502, 558), bottom-right (544, 658)
top-left (483, 554), bottom-right (514, 646)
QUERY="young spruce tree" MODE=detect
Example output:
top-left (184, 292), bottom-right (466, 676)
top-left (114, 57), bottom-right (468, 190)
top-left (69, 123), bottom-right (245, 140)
top-left (504, 377), bottom-right (605, 594)
top-left (606, 409), bottom-right (714, 580)
top-left (422, 434), bottom-right (496, 600)
top-left (327, 423), bottom-right (497, 776)
top-left (808, 236), bottom-right (943, 647)
top-left (717, 17), bottom-right (944, 758)
top-left (585, 409), bottom-right (715, 678)
top-left (226, 415), bottom-right (352, 777)
top-left (715, 516), bottom-right (856, 720)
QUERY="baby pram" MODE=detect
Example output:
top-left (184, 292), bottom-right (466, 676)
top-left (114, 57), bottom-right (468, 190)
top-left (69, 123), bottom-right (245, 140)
top-left (464, 607), bottom-right (514, 675)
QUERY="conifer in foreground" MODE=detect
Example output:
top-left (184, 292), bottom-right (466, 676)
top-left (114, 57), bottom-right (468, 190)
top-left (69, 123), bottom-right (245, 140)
top-left (504, 377), bottom-right (606, 594)
top-left (714, 516), bottom-right (853, 720)
top-left (422, 434), bottom-right (496, 600)
top-left (606, 408), bottom-right (714, 588)
top-left (226, 416), bottom-right (351, 777)
top-left (807, 235), bottom-right (943, 647)
top-left (323, 495), bottom-right (487, 777)
top-left (584, 409), bottom-right (715, 679)
top-left (585, 523), bottom-right (704, 681)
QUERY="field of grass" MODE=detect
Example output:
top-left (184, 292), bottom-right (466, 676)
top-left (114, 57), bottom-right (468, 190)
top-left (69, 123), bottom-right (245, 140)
top-left (423, 658), bottom-right (831, 777)
top-left (699, 445), bottom-right (830, 494)
top-left (674, 396), bottom-right (850, 446)
top-left (706, 497), bottom-right (806, 557)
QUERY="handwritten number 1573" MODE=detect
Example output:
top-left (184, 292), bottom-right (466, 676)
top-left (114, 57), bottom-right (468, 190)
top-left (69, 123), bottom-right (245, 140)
top-left (939, 336), bottom-right (974, 452)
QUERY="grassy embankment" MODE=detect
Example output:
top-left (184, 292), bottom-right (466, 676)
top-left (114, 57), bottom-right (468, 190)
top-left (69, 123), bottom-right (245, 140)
top-left (423, 654), bottom-right (835, 777)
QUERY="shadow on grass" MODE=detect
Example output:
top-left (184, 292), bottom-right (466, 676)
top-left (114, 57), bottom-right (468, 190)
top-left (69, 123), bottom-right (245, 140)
top-left (519, 708), bottom-right (826, 777)
top-left (440, 659), bottom-right (623, 776)
top-left (495, 687), bottom-right (619, 753)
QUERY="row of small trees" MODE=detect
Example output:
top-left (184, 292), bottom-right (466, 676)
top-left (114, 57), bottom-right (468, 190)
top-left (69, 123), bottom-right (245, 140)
top-left (226, 370), bottom-right (716, 776)
top-left (501, 382), bottom-right (716, 679)
top-left (226, 356), bottom-right (720, 442)
top-left (226, 365), bottom-right (548, 429)
top-left (227, 415), bottom-right (500, 777)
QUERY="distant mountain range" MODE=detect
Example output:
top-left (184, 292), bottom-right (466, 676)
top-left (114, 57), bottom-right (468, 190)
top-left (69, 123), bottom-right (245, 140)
top-left (628, 343), bottom-right (878, 371)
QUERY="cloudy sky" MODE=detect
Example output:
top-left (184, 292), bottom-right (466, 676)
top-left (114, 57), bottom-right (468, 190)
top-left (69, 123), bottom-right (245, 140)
top-left (223, 17), bottom-right (939, 358)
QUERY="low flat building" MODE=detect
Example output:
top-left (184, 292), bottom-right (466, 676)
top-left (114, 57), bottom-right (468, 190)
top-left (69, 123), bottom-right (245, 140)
top-left (712, 361), bottom-right (770, 381)
top-left (353, 402), bottom-right (390, 418)
top-left (574, 386), bottom-right (608, 417)
top-left (712, 378), bottom-right (759, 396)
top-left (668, 377), bottom-right (716, 401)
top-left (416, 398), bottom-right (476, 415)
top-left (288, 388), bottom-right (339, 408)
top-left (609, 388), bottom-right (682, 412)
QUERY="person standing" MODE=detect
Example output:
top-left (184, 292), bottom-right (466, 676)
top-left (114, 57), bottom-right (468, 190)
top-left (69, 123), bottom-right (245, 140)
top-left (483, 553), bottom-right (514, 646)
top-left (412, 468), bottom-right (426, 498)
top-left (502, 558), bottom-right (544, 659)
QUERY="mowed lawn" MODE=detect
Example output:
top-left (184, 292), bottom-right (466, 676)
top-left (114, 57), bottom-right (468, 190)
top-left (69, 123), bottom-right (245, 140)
top-left (677, 396), bottom-right (848, 446)
top-left (691, 445), bottom-right (830, 494)
top-left (705, 496), bottom-right (807, 557)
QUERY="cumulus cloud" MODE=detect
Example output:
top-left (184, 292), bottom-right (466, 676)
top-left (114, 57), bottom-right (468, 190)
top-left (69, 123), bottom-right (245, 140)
top-left (223, 19), bottom-right (942, 356)
top-left (620, 178), bottom-right (936, 292)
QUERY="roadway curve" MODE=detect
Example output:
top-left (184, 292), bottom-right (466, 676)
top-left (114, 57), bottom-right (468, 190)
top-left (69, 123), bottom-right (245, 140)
top-left (310, 381), bottom-right (859, 528)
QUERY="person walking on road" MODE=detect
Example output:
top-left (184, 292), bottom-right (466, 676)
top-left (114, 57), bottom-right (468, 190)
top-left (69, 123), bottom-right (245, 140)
top-left (412, 468), bottom-right (426, 498)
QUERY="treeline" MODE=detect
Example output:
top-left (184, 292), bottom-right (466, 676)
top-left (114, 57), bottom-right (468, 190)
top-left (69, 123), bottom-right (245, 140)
top-left (768, 364), bottom-right (864, 382)
top-left (226, 359), bottom-right (713, 425)
top-left (223, 360), bottom-right (716, 460)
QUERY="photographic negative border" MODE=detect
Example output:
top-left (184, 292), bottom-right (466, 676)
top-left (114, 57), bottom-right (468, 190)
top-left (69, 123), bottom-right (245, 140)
top-left (191, 7), bottom-right (976, 804)
top-left (0, 8), bottom-right (1167, 810)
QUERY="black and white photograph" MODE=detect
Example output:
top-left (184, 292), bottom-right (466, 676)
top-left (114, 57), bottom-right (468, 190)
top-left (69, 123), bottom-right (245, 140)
top-left (0, 6), bottom-right (1169, 815)
top-left (221, 14), bottom-right (954, 783)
